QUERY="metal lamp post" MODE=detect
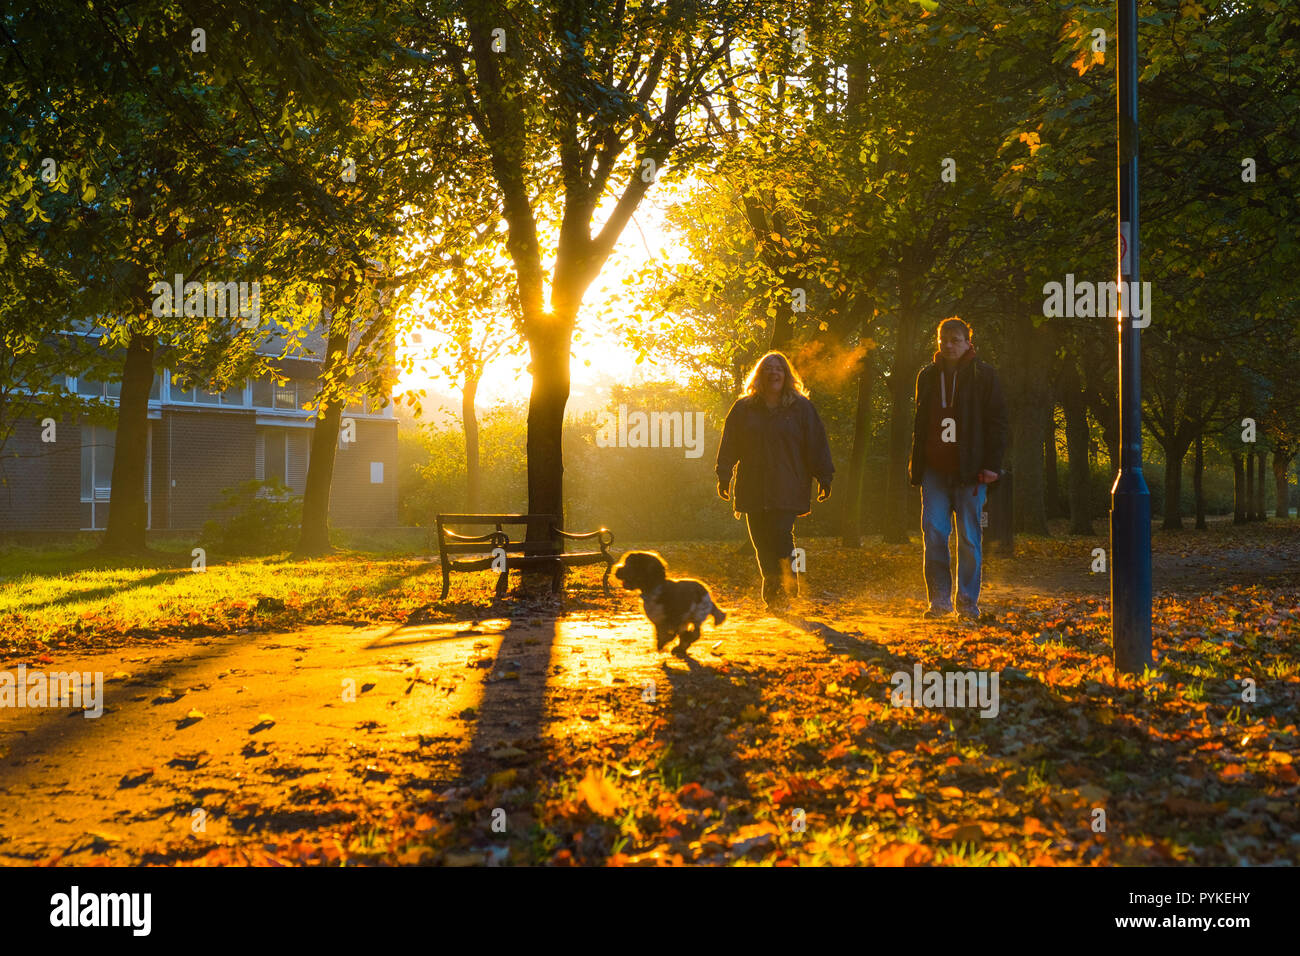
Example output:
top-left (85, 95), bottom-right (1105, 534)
top-left (1110, 0), bottom-right (1153, 673)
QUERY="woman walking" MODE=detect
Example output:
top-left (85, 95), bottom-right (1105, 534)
top-left (715, 351), bottom-right (834, 611)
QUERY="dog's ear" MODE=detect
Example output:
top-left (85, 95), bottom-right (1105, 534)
top-left (640, 552), bottom-right (667, 584)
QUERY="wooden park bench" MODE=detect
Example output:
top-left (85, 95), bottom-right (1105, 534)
top-left (435, 513), bottom-right (615, 600)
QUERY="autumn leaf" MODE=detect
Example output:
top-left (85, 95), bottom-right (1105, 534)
top-left (934, 822), bottom-right (986, 843)
top-left (875, 842), bottom-right (934, 866)
top-left (489, 768), bottom-right (518, 789)
top-left (578, 768), bottom-right (622, 816)
top-left (443, 850), bottom-right (483, 867)
top-left (1022, 817), bottom-right (1051, 837)
top-left (1077, 784), bottom-right (1110, 803)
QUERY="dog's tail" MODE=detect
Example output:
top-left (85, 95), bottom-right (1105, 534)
top-left (710, 602), bottom-right (728, 627)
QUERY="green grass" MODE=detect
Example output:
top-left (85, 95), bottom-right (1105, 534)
top-left (0, 541), bottom-right (613, 657)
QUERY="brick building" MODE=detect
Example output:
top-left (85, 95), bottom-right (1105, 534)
top-left (0, 335), bottom-right (399, 535)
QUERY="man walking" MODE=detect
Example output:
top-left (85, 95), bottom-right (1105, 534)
top-left (908, 318), bottom-right (1008, 620)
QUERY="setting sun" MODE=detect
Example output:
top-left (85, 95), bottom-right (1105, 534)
top-left (395, 188), bottom-right (691, 416)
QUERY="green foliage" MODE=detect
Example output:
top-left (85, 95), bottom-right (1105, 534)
top-left (199, 479), bottom-right (302, 556)
top-left (400, 406), bottom-right (529, 524)
top-left (399, 380), bottom-right (853, 543)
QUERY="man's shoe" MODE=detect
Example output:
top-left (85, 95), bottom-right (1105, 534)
top-left (956, 605), bottom-right (981, 621)
top-left (922, 607), bottom-right (952, 619)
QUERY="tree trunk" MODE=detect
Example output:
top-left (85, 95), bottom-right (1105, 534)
top-left (1273, 452), bottom-right (1292, 519)
top-left (862, 432), bottom-right (888, 536)
top-left (296, 315), bottom-right (349, 556)
top-left (100, 330), bottom-right (155, 554)
top-left (1081, 352), bottom-right (1118, 475)
top-left (1044, 405), bottom-right (1066, 519)
top-left (525, 317), bottom-right (572, 543)
top-left (1004, 312), bottom-right (1051, 535)
top-left (1232, 453), bottom-right (1247, 523)
top-left (1061, 371), bottom-right (1093, 535)
top-left (882, 264), bottom-right (919, 544)
top-left (1193, 432), bottom-right (1206, 529)
top-left (463, 375), bottom-right (481, 513)
top-left (839, 344), bottom-right (874, 547)
top-left (1255, 450), bottom-right (1267, 520)
top-left (1246, 451), bottom-right (1257, 520)
top-left (1161, 438), bottom-right (1189, 530)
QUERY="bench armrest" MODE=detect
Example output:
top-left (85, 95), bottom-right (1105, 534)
top-left (552, 527), bottom-right (614, 548)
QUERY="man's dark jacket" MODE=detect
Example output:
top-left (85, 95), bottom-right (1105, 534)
top-left (716, 393), bottom-right (834, 516)
top-left (908, 353), bottom-right (1009, 486)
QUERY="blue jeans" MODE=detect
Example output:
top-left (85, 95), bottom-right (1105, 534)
top-left (920, 467), bottom-right (986, 613)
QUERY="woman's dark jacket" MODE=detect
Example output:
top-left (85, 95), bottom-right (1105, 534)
top-left (715, 393), bottom-right (834, 517)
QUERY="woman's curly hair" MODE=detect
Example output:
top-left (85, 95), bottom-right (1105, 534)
top-left (741, 351), bottom-right (809, 407)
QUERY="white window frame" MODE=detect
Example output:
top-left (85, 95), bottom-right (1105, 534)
top-left (80, 424), bottom-right (150, 531)
top-left (164, 369), bottom-right (250, 407)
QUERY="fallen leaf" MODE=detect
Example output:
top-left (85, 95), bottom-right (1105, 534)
top-left (443, 850), bottom-right (483, 867)
top-left (578, 768), bottom-right (622, 816)
top-left (875, 842), bottom-right (933, 866)
top-left (489, 769), bottom-right (518, 789)
top-left (118, 768), bottom-right (154, 788)
top-left (934, 822), bottom-right (986, 843)
top-left (1077, 784), bottom-right (1110, 803)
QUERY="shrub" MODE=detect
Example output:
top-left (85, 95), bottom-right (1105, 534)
top-left (199, 479), bottom-right (302, 556)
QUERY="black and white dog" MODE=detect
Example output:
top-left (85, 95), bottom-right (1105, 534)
top-left (614, 550), bottom-right (727, 655)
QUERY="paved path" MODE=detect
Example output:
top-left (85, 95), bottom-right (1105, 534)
top-left (0, 607), bottom-right (895, 863)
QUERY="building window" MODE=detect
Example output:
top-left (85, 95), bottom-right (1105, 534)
top-left (169, 371), bottom-right (196, 403)
top-left (370, 461), bottom-right (383, 484)
top-left (74, 374), bottom-right (155, 401)
top-left (80, 425), bottom-right (114, 530)
top-left (170, 371), bottom-right (247, 406)
top-left (255, 427), bottom-right (310, 494)
top-left (252, 374), bottom-right (274, 408)
top-left (274, 379), bottom-right (296, 409)
top-left (80, 424), bottom-right (150, 530)
top-left (252, 374), bottom-right (317, 412)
